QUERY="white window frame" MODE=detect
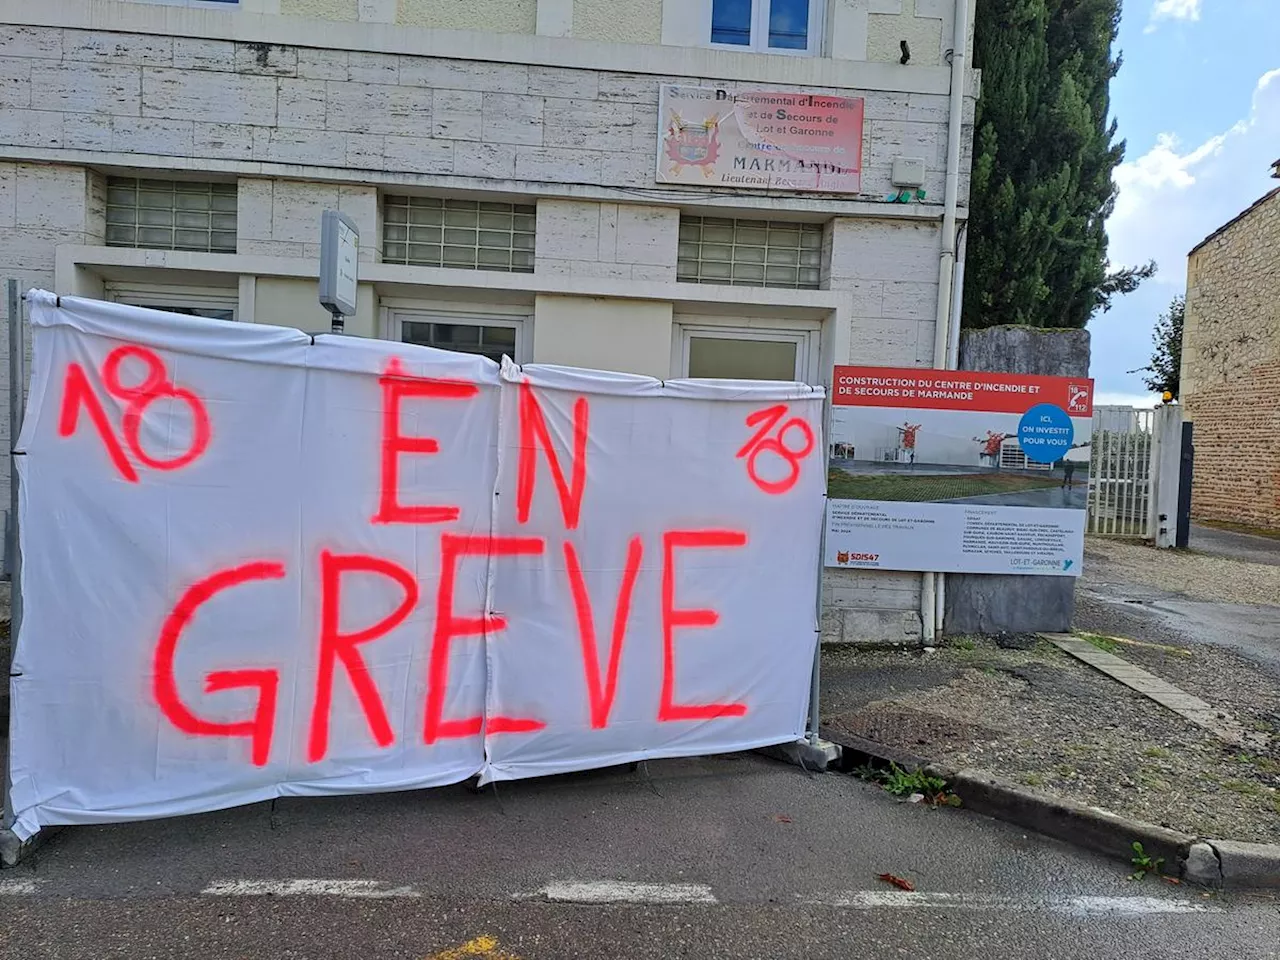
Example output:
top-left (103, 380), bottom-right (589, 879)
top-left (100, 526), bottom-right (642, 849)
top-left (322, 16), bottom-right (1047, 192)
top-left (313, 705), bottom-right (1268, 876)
top-left (673, 319), bottom-right (822, 383)
top-left (705, 0), bottom-right (826, 57)
top-left (105, 282), bottom-right (239, 321)
top-left (381, 302), bottom-right (533, 364)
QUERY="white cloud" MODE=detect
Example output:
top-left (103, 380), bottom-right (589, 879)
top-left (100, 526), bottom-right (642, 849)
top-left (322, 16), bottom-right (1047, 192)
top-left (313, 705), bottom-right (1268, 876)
top-left (1107, 68), bottom-right (1280, 285)
top-left (1146, 0), bottom-right (1202, 32)
top-left (1092, 67), bottom-right (1280, 398)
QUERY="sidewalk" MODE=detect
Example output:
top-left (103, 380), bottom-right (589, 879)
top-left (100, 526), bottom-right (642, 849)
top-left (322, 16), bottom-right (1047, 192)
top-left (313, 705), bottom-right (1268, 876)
top-left (822, 638), bottom-right (1280, 846)
top-left (821, 537), bottom-right (1280, 850)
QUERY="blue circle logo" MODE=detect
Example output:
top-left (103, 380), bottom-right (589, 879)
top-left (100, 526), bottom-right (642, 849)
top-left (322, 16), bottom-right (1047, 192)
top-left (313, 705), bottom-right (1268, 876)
top-left (1018, 404), bottom-right (1074, 464)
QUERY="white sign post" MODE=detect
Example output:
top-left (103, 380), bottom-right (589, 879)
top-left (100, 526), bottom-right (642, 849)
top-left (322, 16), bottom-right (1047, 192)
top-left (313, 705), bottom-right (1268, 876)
top-left (319, 210), bottom-right (359, 334)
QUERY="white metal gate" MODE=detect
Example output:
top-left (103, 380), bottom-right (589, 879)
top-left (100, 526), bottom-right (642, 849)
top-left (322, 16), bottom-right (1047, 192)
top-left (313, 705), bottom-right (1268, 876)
top-left (1087, 405), bottom-right (1155, 537)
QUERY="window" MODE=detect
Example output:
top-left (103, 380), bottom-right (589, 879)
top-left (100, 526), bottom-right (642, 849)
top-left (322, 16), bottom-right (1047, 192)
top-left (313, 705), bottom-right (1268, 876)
top-left (106, 178), bottom-right (237, 253)
top-left (382, 197), bottom-right (536, 273)
top-left (1000, 441), bottom-right (1052, 473)
top-left (675, 322), bottom-right (819, 382)
top-left (387, 309), bottom-right (528, 364)
top-left (709, 0), bottom-right (823, 55)
top-left (677, 217), bottom-right (823, 289)
top-left (106, 283), bottom-right (238, 322)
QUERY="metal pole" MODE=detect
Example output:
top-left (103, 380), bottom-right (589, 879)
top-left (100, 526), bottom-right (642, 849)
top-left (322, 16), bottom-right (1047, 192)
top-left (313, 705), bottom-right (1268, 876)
top-left (4, 278), bottom-right (24, 830)
top-left (809, 388), bottom-right (831, 746)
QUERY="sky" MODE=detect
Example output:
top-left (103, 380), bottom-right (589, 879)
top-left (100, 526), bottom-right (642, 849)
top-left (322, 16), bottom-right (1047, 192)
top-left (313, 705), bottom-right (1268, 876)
top-left (1088, 0), bottom-right (1280, 406)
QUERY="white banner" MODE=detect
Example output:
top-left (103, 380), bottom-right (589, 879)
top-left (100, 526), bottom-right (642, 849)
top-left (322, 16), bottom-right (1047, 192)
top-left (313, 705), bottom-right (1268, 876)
top-left (8, 293), bottom-right (824, 838)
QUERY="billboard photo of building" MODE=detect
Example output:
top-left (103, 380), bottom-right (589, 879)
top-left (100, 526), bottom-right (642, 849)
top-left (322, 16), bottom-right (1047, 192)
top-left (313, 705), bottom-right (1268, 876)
top-left (825, 366), bottom-right (1096, 576)
top-left (829, 401), bottom-right (1093, 510)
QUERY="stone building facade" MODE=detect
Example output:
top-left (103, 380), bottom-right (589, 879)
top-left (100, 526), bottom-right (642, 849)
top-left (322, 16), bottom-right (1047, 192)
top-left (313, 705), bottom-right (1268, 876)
top-left (1181, 178), bottom-right (1280, 530)
top-left (1, 0), bottom-right (977, 641)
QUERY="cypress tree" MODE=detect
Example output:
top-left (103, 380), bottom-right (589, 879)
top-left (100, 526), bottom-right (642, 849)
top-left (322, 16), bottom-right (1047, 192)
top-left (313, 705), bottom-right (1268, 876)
top-left (963, 0), bottom-right (1152, 329)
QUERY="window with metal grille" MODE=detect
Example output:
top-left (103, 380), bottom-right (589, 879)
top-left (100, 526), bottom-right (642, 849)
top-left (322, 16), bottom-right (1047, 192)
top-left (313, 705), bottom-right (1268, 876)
top-left (105, 178), bottom-right (237, 253)
top-left (677, 217), bottom-right (823, 289)
top-left (106, 283), bottom-right (238, 322)
top-left (382, 197), bottom-right (536, 273)
top-left (400, 319), bottom-right (521, 364)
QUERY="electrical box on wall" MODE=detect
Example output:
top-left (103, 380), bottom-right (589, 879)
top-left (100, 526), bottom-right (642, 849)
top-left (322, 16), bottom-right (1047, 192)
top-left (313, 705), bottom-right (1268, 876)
top-left (891, 157), bottom-right (926, 188)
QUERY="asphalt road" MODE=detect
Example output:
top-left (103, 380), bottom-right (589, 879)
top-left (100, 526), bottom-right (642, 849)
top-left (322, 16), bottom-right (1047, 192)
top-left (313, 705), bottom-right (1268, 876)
top-left (1190, 524), bottom-right (1280, 567)
top-left (2, 752), bottom-right (1277, 958)
top-left (1079, 537), bottom-right (1280, 681)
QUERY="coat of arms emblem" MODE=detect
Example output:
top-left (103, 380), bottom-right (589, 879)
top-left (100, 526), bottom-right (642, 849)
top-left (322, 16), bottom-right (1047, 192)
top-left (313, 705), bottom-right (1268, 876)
top-left (665, 113), bottom-right (722, 178)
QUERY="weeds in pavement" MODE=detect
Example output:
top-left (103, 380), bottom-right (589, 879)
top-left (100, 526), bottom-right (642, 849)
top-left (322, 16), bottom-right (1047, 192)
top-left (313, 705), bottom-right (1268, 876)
top-left (856, 763), bottom-right (962, 807)
top-left (951, 637), bottom-right (977, 651)
top-left (1233, 753), bottom-right (1280, 776)
top-left (1129, 841), bottom-right (1164, 881)
top-left (1021, 772), bottom-right (1044, 787)
top-left (1078, 632), bottom-right (1121, 654)
top-left (1143, 747), bottom-right (1170, 759)
top-left (1135, 768), bottom-right (1172, 791)
top-left (1222, 778), bottom-right (1263, 797)
top-left (880, 764), bottom-right (946, 797)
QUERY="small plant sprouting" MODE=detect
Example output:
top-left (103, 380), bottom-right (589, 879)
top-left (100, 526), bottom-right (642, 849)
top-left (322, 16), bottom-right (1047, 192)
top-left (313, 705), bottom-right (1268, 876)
top-left (1129, 841), bottom-right (1164, 881)
top-left (856, 763), bottom-right (962, 807)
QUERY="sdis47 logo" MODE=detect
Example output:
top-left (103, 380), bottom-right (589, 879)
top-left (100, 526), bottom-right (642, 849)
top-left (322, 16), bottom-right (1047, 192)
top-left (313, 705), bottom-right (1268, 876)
top-left (836, 552), bottom-right (880, 565)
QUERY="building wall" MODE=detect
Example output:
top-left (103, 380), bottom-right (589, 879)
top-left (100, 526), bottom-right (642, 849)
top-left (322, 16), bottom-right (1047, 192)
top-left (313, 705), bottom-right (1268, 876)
top-left (279, 0), bottom-right (358, 23)
top-left (1182, 188), bottom-right (1280, 529)
top-left (268, 0), bottom-right (975, 60)
top-left (0, 4), bottom-right (977, 643)
top-left (868, 0), bottom-right (943, 66)
top-left (398, 0), bottom-right (538, 33)
top-left (0, 162), bottom-right (103, 460)
top-left (573, 0), bottom-right (663, 44)
top-left (535, 201), bottom-right (678, 282)
top-left (0, 25), bottom-right (967, 205)
top-left (533, 295), bottom-right (674, 376)
top-left (833, 0), bottom-right (975, 65)
top-left (238, 179), bottom-right (380, 261)
top-left (826, 217), bottom-right (942, 368)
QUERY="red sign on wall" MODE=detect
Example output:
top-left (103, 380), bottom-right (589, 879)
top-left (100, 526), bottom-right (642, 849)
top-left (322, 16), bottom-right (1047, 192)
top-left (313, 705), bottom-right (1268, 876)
top-left (833, 366), bottom-right (1094, 417)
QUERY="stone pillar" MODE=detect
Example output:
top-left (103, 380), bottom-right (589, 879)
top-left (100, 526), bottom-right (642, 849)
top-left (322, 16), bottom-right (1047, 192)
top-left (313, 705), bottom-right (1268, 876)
top-left (944, 325), bottom-right (1091, 635)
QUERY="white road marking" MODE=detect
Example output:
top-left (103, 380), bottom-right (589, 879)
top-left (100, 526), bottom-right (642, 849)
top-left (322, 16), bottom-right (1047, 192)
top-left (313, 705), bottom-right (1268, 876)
top-left (0, 878), bottom-right (38, 895)
top-left (533, 881), bottom-right (718, 905)
top-left (810, 891), bottom-right (1218, 915)
top-left (201, 879), bottom-right (421, 899)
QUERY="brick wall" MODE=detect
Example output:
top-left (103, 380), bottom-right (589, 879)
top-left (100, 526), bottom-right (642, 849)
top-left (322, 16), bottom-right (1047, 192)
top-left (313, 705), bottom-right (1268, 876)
top-left (1181, 188), bottom-right (1280, 528)
top-left (1185, 359), bottom-right (1280, 528)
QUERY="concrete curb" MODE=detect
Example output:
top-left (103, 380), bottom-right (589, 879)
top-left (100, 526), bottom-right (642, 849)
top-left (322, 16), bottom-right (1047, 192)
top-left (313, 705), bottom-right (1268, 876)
top-left (1206, 839), bottom-right (1280, 889)
top-left (821, 728), bottom-right (1280, 889)
top-left (941, 767), bottom-right (1196, 876)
